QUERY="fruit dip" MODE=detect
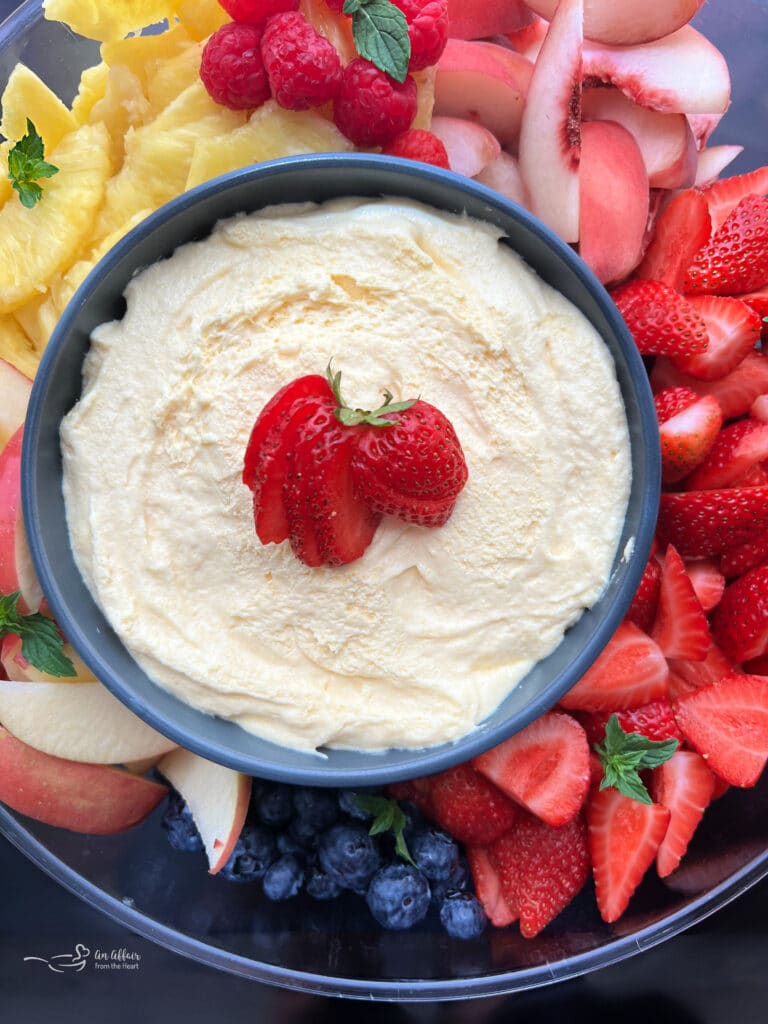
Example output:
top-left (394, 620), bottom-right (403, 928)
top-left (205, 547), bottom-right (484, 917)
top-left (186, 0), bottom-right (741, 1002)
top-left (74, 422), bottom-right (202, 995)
top-left (60, 195), bottom-right (631, 753)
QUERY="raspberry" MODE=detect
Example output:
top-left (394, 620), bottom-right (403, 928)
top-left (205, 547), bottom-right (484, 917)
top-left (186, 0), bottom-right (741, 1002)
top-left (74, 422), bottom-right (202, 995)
top-left (220, 0), bottom-right (300, 24)
top-left (333, 58), bottom-right (417, 147)
top-left (200, 22), bottom-right (271, 110)
top-left (382, 128), bottom-right (449, 168)
top-left (393, 0), bottom-right (448, 72)
top-left (261, 12), bottom-right (342, 110)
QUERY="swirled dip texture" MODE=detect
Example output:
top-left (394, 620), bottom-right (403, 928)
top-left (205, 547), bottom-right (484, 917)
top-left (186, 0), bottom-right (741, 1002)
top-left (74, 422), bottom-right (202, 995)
top-left (61, 199), bottom-right (631, 753)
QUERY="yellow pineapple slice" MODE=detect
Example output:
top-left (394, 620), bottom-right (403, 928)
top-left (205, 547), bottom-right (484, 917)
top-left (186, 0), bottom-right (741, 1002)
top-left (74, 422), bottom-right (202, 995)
top-left (88, 65), bottom-right (151, 171)
top-left (0, 143), bottom-right (11, 208)
top-left (175, 0), bottom-right (229, 41)
top-left (185, 101), bottom-right (353, 190)
top-left (0, 122), bottom-right (111, 315)
top-left (13, 293), bottom-right (59, 353)
top-left (100, 23), bottom-right (192, 90)
top-left (42, 0), bottom-right (179, 43)
top-left (146, 41), bottom-right (203, 116)
top-left (71, 63), bottom-right (110, 125)
top-left (300, 0), bottom-right (356, 64)
top-left (0, 315), bottom-right (40, 378)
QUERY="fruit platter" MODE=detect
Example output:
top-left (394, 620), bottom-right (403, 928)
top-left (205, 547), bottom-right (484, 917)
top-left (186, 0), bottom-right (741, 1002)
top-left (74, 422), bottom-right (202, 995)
top-left (3, 0), bottom-right (768, 1000)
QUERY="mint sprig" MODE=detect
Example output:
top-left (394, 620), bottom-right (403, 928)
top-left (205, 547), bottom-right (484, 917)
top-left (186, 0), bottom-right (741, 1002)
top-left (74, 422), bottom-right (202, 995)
top-left (343, 0), bottom-right (411, 83)
top-left (0, 591), bottom-right (76, 677)
top-left (595, 714), bottom-right (678, 804)
top-left (327, 361), bottom-right (417, 427)
top-left (353, 794), bottom-right (416, 865)
top-left (7, 118), bottom-right (59, 208)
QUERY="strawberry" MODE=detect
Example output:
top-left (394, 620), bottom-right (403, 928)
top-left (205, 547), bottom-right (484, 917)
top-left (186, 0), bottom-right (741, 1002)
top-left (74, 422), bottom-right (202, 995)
top-left (558, 620), bottom-right (669, 712)
top-left (625, 555), bottom-right (662, 633)
top-left (667, 641), bottom-right (738, 698)
top-left (651, 350), bottom-right (768, 419)
top-left (700, 166), bottom-right (768, 233)
top-left (740, 287), bottom-right (768, 343)
top-left (466, 846), bottom-right (517, 927)
top-left (651, 544), bottom-right (711, 661)
top-left (387, 777), bottom-right (434, 817)
top-left (684, 558), bottom-right (725, 612)
top-left (427, 763), bottom-right (518, 845)
top-left (489, 812), bottom-right (590, 938)
top-left (720, 534), bottom-right (768, 577)
top-left (473, 712), bottom-right (590, 827)
top-left (611, 279), bottom-right (709, 358)
top-left (651, 750), bottom-right (716, 878)
top-left (711, 564), bottom-right (768, 662)
top-left (635, 188), bottom-right (712, 290)
top-left (751, 392), bottom-right (768, 420)
top-left (684, 194), bottom-right (768, 296)
top-left (656, 485), bottom-right (768, 558)
top-left (587, 786), bottom-right (670, 923)
top-left (671, 295), bottom-right (761, 382)
top-left (654, 386), bottom-right (722, 484)
top-left (685, 418), bottom-right (768, 491)
top-left (744, 653), bottom-right (768, 675)
top-left (730, 462), bottom-right (768, 487)
top-left (577, 699), bottom-right (683, 749)
top-left (674, 673), bottom-right (768, 786)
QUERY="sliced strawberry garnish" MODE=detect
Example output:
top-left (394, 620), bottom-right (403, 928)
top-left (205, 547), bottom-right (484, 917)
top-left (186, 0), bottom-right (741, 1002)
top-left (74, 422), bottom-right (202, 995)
top-left (651, 350), bottom-right (768, 419)
top-left (558, 621), bottom-right (669, 712)
top-left (654, 386), bottom-right (722, 485)
top-left (577, 699), bottom-right (683, 748)
top-left (625, 555), bottom-right (662, 633)
top-left (667, 641), bottom-right (739, 698)
top-left (466, 846), bottom-right (517, 927)
top-left (720, 534), bottom-right (768, 577)
top-left (700, 165), bottom-right (768, 233)
top-left (651, 544), bottom-right (711, 661)
top-left (674, 673), bottom-right (768, 786)
top-left (684, 194), bottom-right (768, 296)
top-left (612, 279), bottom-right (709, 358)
top-left (427, 763), bottom-right (518, 846)
top-left (387, 777), bottom-right (435, 817)
top-left (656, 485), bottom-right (768, 558)
top-left (587, 786), bottom-right (670, 923)
top-left (685, 418), bottom-right (768, 491)
top-left (651, 750), bottom-right (716, 878)
top-left (744, 653), bottom-right (768, 675)
top-left (752, 393), bottom-right (768, 421)
top-left (635, 188), bottom-right (712, 291)
top-left (473, 712), bottom-right (590, 827)
top-left (489, 812), bottom-right (590, 938)
top-left (711, 564), bottom-right (768, 662)
top-left (671, 295), bottom-right (761, 382)
top-left (740, 288), bottom-right (768, 343)
top-left (684, 558), bottom-right (725, 612)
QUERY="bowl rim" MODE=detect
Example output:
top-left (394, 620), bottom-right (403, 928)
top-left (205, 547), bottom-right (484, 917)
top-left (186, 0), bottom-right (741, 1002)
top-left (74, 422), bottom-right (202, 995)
top-left (21, 152), bottom-right (660, 785)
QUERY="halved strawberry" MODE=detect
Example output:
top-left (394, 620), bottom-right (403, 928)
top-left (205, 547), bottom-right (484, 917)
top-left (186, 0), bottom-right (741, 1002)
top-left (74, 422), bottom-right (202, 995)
top-left (740, 287), bottom-right (768, 343)
top-left (635, 188), bottom-right (712, 290)
top-left (651, 750), bottom-right (716, 878)
top-left (671, 296), bottom-right (761, 382)
top-left (651, 350), bottom-right (768, 419)
top-left (577, 699), bottom-right (683, 748)
top-left (472, 712), bottom-right (589, 828)
top-left (558, 621), bottom-right (669, 712)
top-left (625, 556), bottom-right (662, 633)
top-left (387, 777), bottom-right (434, 817)
top-left (654, 387), bottom-right (722, 484)
top-left (751, 392), bottom-right (768, 421)
top-left (685, 418), bottom-right (768, 491)
top-left (700, 166), bottom-right (768, 233)
top-left (684, 558), bottom-right (725, 612)
top-left (711, 564), bottom-right (768, 662)
top-left (720, 535), bottom-right (768, 577)
top-left (744, 653), bottom-right (768, 675)
top-left (427, 763), bottom-right (518, 846)
top-left (667, 641), bottom-right (738, 698)
top-left (611, 279), bottom-right (709, 358)
top-left (489, 812), bottom-right (590, 938)
top-left (656, 486), bottom-right (768, 558)
top-left (587, 786), bottom-right (670, 923)
top-left (674, 673), bottom-right (768, 786)
top-left (651, 544), bottom-right (711, 661)
top-left (730, 462), bottom-right (768, 487)
top-left (684, 194), bottom-right (768, 296)
top-left (467, 846), bottom-right (517, 927)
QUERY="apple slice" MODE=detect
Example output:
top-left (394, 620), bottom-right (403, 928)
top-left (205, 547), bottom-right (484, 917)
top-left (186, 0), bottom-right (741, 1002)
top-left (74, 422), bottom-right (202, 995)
top-left (0, 725), bottom-right (167, 833)
top-left (579, 119), bottom-right (649, 284)
top-left (1, 632), bottom-right (94, 682)
top-left (583, 26), bottom-right (731, 116)
top-left (157, 747), bottom-right (251, 875)
top-left (524, 0), bottom-right (705, 46)
top-left (0, 358), bottom-right (31, 454)
top-left (429, 115), bottom-right (501, 178)
top-left (434, 39), bottom-right (533, 152)
top-left (518, 0), bottom-right (583, 243)
top-left (0, 426), bottom-right (42, 613)
top-left (474, 151), bottom-right (530, 207)
top-left (446, 0), bottom-right (534, 40)
top-left (695, 146), bottom-right (744, 187)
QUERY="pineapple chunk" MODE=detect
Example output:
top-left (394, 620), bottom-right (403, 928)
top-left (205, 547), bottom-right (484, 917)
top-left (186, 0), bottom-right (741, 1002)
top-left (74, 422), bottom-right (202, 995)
top-left (71, 63), bottom-right (110, 125)
top-left (0, 122), bottom-right (111, 315)
top-left (186, 101), bottom-right (353, 190)
top-left (0, 315), bottom-right (40, 378)
top-left (300, 0), bottom-right (356, 64)
top-left (412, 67), bottom-right (436, 131)
top-left (13, 294), bottom-right (60, 353)
top-left (146, 41), bottom-right (203, 116)
top-left (100, 23), bottom-right (192, 90)
top-left (89, 65), bottom-right (151, 171)
top-left (175, 0), bottom-right (229, 41)
top-left (42, 0), bottom-right (179, 43)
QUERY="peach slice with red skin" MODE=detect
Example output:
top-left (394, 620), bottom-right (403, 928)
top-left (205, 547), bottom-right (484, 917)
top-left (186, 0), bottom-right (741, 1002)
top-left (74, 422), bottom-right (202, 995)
top-left (0, 426), bottom-right (42, 613)
top-left (1, 633), bottom-right (93, 683)
top-left (523, 0), bottom-right (705, 46)
top-left (695, 146), bottom-right (744, 187)
top-left (474, 152), bottom-right (529, 207)
top-left (429, 115), bottom-right (501, 178)
top-left (446, 0), bottom-right (534, 41)
top-left (0, 358), bottom-right (31, 454)
top-left (506, 17), bottom-right (548, 62)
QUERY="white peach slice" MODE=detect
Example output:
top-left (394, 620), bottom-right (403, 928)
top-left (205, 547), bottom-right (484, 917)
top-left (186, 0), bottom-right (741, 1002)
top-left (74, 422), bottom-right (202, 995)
top-left (0, 725), bottom-right (167, 833)
top-left (688, 113), bottom-right (725, 151)
top-left (581, 86), bottom-right (696, 189)
top-left (518, 0), bottom-right (583, 243)
top-left (1, 633), bottom-right (93, 682)
top-left (695, 146), bottom-right (744, 186)
top-left (157, 747), bottom-right (251, 875)
top-left (446, 0), bottom-right (534, 40)
top-left (429, 115), bottom-right (501, 178)
top-left (434, 40), bottom-right (533, 152)
top-left (583, 26), bottom-right (730, 116)
top-left (474, 151), bottom-right (530, 207)
top-left (579, 119), bottom-right (649, 284)
top-left (0, 426), bottom-right (42, 613)
top-left (523, 0), bottom-right (705, 46)
top-left (0, 358), bottom-right (31, 454)
top-left (506, 17), bottom-right (548, 61)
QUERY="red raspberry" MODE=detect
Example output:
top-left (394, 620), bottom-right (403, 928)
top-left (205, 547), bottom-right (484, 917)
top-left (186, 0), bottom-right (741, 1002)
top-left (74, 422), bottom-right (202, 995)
top-left (261, 12), bottom-right (342, 110)
top-left (333, 58), bottom-right (417, 147)
top-left (219, 0), bottom-right (300, 24)
top-left (382, 128), bottom-right (449, 168)
top-left (200, 22), bottom-right (271, 110)
top-left (393, 0), bottom-right (448, 72)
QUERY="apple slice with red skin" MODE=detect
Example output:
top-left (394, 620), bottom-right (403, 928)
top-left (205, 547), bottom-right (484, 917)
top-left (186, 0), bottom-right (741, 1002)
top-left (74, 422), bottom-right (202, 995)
top-left (0, 358), bottom-right (31, 454)
top-left (446, 0), bottom-right (533, 40)
top-left (429, 116), bottom-right (501, 177)
top-left (474, 152), bottom-right (529, 207)
top-left (157, 747), bottom-right (251, 875)
top-left (1, 633), bottom-right (93, 682)
top-left (518, 0), bottom-right (583, 243)
top-left (0, 725), bottom-right (167, 833)
top-left (0, 425), bottom-right (42, 613)
top-left (523, 0), bottom-right (704, 45)
top-left (579, 119), bottom-right (649, 284)
top-left (434, 39), bottom-right (533, 152)
top-left (695, 146), bottom-right (745, 187)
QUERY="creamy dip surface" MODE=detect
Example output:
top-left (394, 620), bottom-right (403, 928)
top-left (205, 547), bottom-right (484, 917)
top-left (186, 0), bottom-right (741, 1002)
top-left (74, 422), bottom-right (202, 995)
top-left (61, 198), bottom-right (631, 753)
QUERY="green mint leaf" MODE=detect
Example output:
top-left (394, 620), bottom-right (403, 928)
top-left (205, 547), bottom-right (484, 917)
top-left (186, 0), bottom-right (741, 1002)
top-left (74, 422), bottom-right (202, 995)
top-left (595, 713), bottom-right (678, 804)
top-left (348, 0), bottom-right (411, 83)
top-left (0, 592), bottom-right (76, 677)
top-left (353, 794), bottom-right (416, 866)
top-left (7, 118), bottom-right (59, 208)
top-left (599, 770), bottom-right (652, 805)
top-left (0, 590), bottom-right (21, 624)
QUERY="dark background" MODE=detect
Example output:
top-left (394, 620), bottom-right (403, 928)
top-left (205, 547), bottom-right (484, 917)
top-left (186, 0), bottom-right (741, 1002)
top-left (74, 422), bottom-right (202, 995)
top-left (3, 1), bottom-right (768, 1021)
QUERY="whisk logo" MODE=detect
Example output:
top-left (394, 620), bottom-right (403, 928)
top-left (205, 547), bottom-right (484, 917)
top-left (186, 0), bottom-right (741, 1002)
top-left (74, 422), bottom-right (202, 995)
top-left (23, 943), bottom-right (91, 973)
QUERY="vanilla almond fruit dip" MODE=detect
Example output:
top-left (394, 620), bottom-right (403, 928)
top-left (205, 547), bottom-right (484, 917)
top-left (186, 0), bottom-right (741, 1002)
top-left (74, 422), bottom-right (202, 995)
top-left (60, 197), bottom-right (631, 754)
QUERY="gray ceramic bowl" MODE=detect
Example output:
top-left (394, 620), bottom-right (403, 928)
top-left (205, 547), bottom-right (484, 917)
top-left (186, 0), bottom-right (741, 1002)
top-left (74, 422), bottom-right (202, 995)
top-left (21, 153), bottom-right (660, 786)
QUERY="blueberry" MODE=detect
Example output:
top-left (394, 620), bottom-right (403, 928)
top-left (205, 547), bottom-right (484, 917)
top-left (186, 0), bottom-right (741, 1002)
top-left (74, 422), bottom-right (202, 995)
top-left (262, 854), bottom-right (304, 901)
top-left (289, 815), bottom-right (321, 850)
top-left (366, 864), bottom-right (431, 930)
top-left (161, 791), bottom-right (203, 853)
top-left (255, 783), bottom-right (294, 829)
top-left (318, 823), bottom-right (383, 893)
top-left (292, 787), bottom-right (339, 832)
top-left (430, 854), bottom-right (470, 907)
top-left (219, 824), bottom-right (276, 883)
top-left (439, 892), bottom-right (487, 940)
top-left (337, 789), bottom-right (373, 821)
top-left (411, 828), bottom-right (460, 881)
top-left (306, 866), bottom-right (343, 901)
top-left (276, 831), bottom-right (308, 860)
